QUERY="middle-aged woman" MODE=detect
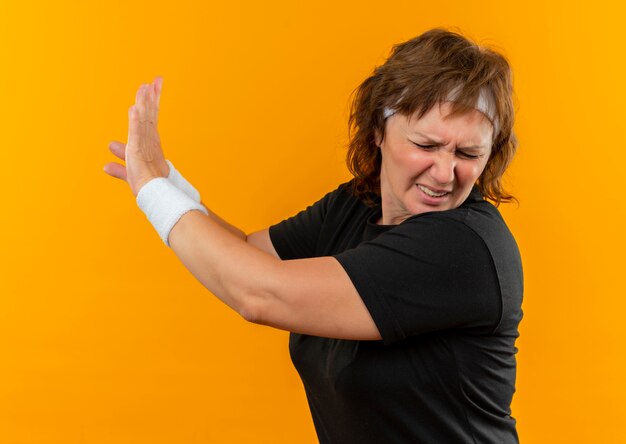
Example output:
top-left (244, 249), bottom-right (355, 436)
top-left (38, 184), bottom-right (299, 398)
top-left (104, 28), bottom-right (523, 443)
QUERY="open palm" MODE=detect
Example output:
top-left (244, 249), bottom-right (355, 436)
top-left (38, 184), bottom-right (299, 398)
top-left (104, 77), bottom-right (170, 196)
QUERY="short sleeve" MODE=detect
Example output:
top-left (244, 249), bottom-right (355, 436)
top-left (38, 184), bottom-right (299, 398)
top-left (333, 214), bottom-right (502, 345)
top-left (269, 187), bottom-right (338, 260)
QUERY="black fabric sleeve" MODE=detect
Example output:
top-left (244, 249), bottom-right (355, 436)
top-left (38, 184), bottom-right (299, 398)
top-left (268, 187), bottom-right (339, 260)
top-left (333, 214), bottom-right (502, 345)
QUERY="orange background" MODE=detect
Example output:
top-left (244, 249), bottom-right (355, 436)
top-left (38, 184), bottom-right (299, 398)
top-left (1, 1), bottom-right (625, 442)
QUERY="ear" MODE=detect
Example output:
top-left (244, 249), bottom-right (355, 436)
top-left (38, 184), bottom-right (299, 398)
top-left (374, 128), bottom-right (383, 148)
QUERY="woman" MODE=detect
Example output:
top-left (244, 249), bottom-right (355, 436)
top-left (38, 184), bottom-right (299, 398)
top-left (104, 28), bottom-right (523, 443)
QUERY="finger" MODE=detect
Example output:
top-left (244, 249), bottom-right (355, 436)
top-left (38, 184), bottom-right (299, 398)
top-left (145, 81), bottom-right (158, 124)
top-left (103, 162), bottom-right (128, 182)
top-left (135, 83), bottom-right (146, 106)
top-left (154, 76), bottom-right (163, 108)
top-left (151, 77), bottom-right (162, 125)
top-left (129, 103), bottom-right (156, 162)
top-left (108, 141), bottom-right (127, 160)
top-left (135, 84), bottom-right (149, 122)
top-left (127, 105), bottom-right (142, 153)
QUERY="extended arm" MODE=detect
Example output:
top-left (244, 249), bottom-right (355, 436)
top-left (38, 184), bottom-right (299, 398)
top-left (168, 210), bottom-right (381, 340)
top-left (105, 77), bottom-right (378, 340)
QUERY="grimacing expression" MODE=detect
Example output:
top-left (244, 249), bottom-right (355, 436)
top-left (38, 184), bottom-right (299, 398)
top-left (376, 102), bottom-right (493, 225)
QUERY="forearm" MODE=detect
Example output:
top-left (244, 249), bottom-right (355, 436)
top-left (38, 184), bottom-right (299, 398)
top-left (164, 159), bottom-right (246, 240)
top-left (199, 201), bottom-right (246, 241)
top-left (168, 208), bottom-right (278, 317)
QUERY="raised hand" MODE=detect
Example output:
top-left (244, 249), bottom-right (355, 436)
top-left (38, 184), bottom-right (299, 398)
top-left (104, 77), bottom-right (170, 196)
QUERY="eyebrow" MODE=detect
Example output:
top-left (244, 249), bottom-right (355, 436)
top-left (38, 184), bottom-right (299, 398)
top-left (411, 131), bottom-right (486, 150)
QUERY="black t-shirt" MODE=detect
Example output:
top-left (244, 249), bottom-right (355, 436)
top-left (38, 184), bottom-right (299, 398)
top-left (269, 181), bottom-right (523, 444)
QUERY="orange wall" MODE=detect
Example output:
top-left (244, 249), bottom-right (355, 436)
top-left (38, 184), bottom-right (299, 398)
top-left (1, 0), bottom-right (624, 442)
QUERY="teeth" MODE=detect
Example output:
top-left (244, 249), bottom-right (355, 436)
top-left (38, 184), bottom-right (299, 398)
top-left (418, 185), bottom-right (448, 197)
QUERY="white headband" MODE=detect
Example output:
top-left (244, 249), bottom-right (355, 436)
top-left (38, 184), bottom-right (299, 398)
top-left (383, 85), bottom-right (499, 136)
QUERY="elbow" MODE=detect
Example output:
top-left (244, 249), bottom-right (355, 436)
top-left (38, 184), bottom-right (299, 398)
top-left (238, 299), bottom-right (262, 324)
top-left (237, 291), bottom-right (272, 326)
top-left (229, 259), bottom-right (282, 326)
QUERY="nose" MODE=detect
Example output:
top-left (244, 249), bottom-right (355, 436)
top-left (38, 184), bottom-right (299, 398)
top-left (428, 151), bottom-right (456, 186)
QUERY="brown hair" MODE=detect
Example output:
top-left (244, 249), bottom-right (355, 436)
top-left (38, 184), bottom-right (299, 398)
top-left (346, 28), bottom-right (518, 206)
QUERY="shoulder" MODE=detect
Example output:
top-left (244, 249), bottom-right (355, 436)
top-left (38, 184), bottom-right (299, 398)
top-left (399, 197), bottom-right (523, 334)
top-left (373, 209), bottom-right (496, 275)
top-left (333, 200), bottom-right (504, 342)
top-left (396, 198), bottom-right (522, 285)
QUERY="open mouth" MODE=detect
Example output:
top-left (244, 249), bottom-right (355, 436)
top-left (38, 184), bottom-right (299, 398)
top-left (417, 184), bottom-right (450, 198)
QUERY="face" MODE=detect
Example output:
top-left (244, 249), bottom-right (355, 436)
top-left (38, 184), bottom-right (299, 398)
top-left (376, 101), bottom-right (493, 225)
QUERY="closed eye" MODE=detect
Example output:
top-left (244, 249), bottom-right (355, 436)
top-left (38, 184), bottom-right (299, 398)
top-left (412, 141), bottom-right (482, 160)
top-left (414, 143), bottom-right (437, 150)
top-left (457, 151), bottom-right (480, 160)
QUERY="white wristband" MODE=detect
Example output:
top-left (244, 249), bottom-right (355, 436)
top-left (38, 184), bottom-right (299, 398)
top-left (136, 177), bottom-right (209, 247)
top-left (165, 159), bottom-right (202, 203)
